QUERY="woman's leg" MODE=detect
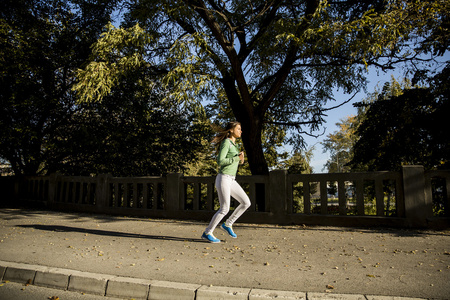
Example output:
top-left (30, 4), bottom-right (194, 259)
top-left (205, 174), bottom-right (231, 234)
top-left (225, 179), bottom-right (251, 227)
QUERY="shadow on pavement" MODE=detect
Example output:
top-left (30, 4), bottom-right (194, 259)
top-left (18, 224), bottom-right (206, 243)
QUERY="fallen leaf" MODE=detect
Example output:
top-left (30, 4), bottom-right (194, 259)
top-left (326, 285), bottom-right (334, 289)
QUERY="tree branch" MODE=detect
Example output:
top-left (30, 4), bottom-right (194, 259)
top-left (184, 0), bottom-right (253, 114)
top-left (265, 120), bottom-right (318, 127)
top-left (257, 0), bottom-right (321, 116)
top-left (322, 91), bottom-right (358, 112)
top-left (238, 0), bottom-right (283, 62)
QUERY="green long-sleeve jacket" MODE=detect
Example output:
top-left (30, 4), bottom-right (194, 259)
top-left (217, 138), bottom-right (240, 176)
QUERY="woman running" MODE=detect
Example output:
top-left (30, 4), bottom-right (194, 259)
top-left (201, 121), bottom-right (251, 243)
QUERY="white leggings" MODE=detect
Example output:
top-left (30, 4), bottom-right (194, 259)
top-left (205, 174), bottom-right (251, 234)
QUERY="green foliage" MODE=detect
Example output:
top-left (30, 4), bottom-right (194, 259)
top-left (0, 0), bottom-right (206, 176)
top-left (74, 23), bottom-right (154, 103)
top-left (0, 0), bottom-right (115, 175)
top-left (277, 148), bottom-right (314, 175)
top-left (52, 43), bottom-right (208, 176)
top-left (322, 116), bottom-right (358, 173)
top-left (51, 90), bottom-right (205, 176)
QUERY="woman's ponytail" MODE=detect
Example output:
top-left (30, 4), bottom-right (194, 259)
top-left (211, 121), bottom-right (240, 153)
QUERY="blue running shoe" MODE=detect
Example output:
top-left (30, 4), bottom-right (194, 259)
top-left (221, 223), bottom-right (237, 238)
top-left (201, 232), bottom-right (220, 243)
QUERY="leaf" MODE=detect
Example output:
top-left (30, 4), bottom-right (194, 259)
top-left (326, 285), bottom-right (334, 289)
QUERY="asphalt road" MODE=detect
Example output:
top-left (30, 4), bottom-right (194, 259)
top-left (0, 208), bottom-right (449, 299)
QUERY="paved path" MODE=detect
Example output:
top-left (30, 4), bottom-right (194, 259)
top-left (0, 208), bottom-right (449, 299)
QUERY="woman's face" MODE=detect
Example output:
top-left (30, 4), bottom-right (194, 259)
top-left (230, 124), bottom-right (242, 138)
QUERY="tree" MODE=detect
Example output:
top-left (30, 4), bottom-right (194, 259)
top-left (321, 116), bottom-right (357, 173)
top-left (350, 65), bottom-right (450, 171)
top-left (277, 147), bottom-right (314, 174)
top-left (0, 0), bottom-right (116, 175)
top-left (1, 0), bottom-right (205, 177)
top-left (74, 0), bottom-right (449, 175)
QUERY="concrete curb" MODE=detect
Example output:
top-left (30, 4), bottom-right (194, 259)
top-left (107, 277), bottom-right (153, 299)
top-left (0, 260), bottom-right (428, 300)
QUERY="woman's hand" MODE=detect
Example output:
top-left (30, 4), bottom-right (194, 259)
top-left (238, 151), bottom-right (245, 164)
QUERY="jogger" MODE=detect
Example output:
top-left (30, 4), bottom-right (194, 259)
top-left (202, 121), bottom-right (251, 243)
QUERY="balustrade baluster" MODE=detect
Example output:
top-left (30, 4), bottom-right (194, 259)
top-left (355, 179), bottom-right (364, 216)
top-left (375, 179), bottom-right (384, 216)
top-left (338, 180), bottom-right (346, 215)
top-left (304, 181), bottom-right (311, 214)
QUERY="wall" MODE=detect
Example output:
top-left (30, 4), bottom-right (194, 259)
top-left (14, 166), bottom-right (450, 228)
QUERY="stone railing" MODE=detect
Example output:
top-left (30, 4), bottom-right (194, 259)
top-left (7, 165), bottom-right (450, 228)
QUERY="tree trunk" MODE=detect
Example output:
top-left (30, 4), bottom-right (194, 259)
top-left (240, 118), bottom-right (269, 176)
top-left (222, 76), bottom-right (269, 176)
top-left (238, 116), bottom-right (268, 211)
